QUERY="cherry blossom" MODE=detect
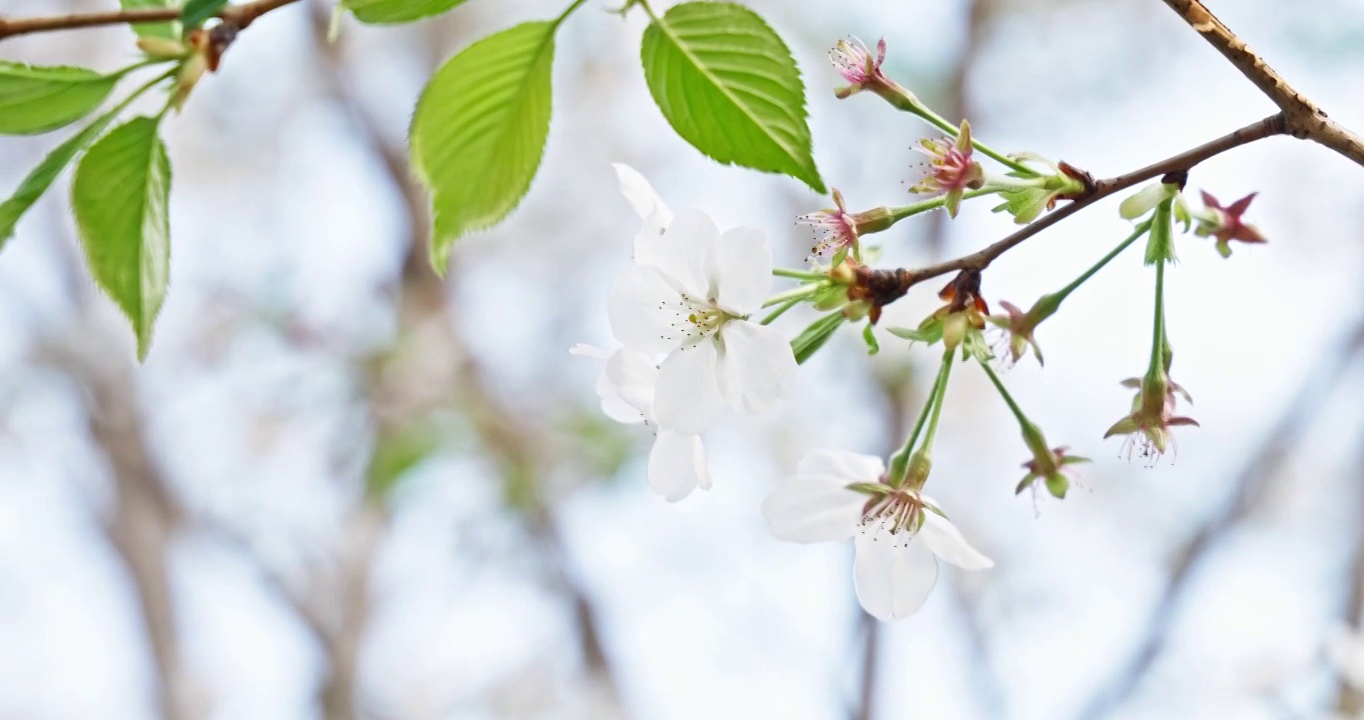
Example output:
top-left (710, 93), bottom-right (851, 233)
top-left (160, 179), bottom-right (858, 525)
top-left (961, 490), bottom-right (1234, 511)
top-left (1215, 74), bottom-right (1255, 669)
top-left (762, 449), bottom-right (993, 620)
top-left (607, 166), bottom-right (797, 435)
top-left (570, 343), bottom-right (711, 502)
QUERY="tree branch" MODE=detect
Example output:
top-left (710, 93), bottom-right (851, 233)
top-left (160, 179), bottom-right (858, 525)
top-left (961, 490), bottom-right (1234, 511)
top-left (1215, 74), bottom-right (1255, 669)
top-left (1158, 0), bottom-right (1364, 167)
top-left (0, 0), bottom-right (302, 40)
top-left (877, 113), bottom-right (1285, 297)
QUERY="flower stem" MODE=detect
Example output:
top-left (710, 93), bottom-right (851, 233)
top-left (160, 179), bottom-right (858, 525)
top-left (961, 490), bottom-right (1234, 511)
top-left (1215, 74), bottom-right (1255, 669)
top-left (1148, 259), bottom-right (1166, 376)
top-left (772, 268), bottom-right (826, 281)
top-left (761, 283), bottom-right (820, 308)
top-left (918, 347), bottom-right (955, 452)
top-left (553, 0), bottom-right (589, 26)
top-left (1053, 220), bottom-right (1152, 303)
top-left (759, 297), bottom-right (802, 325)
top-left (887, 349), bottom-right (953, 485)
top-left (977, 358), bottom-right (1031, 429)
top-left (885, 188), bottom-right (995, 225)
top-left (911, 106), bottom-right (1038, 177)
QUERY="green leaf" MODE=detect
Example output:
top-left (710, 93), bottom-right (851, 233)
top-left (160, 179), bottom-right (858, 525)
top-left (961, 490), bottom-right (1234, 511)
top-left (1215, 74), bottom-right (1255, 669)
top-left (0, 62), bottom-right (120, 135)
top-left (71, 117), bottom-right (173, 361)
top-left (122, 0), bottom-right (181, 40)
top-left (181, 0), bottom-right (229, 28)
top-left (0, 106), bottom-right (126, 246)
top-left (343, 0), bottom-right (467, 24)
top-left (862, 322), bottom-right (879, 356)
top-left (887, 322), bottom-right (943, 345)
top-left (791, 312), bottom-right (844, 364)
top-left (411, 21), bottom-right (556, 273)
top-left (640, 2), bottom-right (824, 192)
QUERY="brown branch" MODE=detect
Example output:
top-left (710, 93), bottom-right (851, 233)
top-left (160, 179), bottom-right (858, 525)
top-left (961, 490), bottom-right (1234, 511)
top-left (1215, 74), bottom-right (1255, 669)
top-left (0, 0), bottom-right (302, 40)
top-left (1158, 0), bottom-right (1364, 168)
top-left (877, 113), bottom-right (1285, 298)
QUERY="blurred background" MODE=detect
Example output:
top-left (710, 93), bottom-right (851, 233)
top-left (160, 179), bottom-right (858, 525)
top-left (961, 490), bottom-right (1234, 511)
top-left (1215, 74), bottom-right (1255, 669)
top-left (2, 0), bottom-right (1364, 718)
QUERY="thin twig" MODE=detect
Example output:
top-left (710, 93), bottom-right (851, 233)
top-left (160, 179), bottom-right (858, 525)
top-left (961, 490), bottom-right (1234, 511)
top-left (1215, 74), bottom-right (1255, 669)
top-left (1073, 320), bottom-right (1364, 720)
top-left (0, 0), bottom-right (302, 40)
top-left (1158, 0), bottom-right (1364, 167)
top-left (881, 113), bottom-right (1285, 295)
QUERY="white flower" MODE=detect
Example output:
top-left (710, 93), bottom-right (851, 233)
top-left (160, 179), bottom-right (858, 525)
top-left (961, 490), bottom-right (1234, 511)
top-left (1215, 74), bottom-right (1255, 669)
top-left (761, 449), bottom-right (993, 621)
top-left (608, 164), bottom-right (797, 435)
top-left (570, 343), bottom-right (711, 502)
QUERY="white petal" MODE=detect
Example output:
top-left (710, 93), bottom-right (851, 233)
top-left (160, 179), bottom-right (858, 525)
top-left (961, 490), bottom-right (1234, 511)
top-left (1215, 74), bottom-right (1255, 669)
top-left (647, 430), bottom-right (711, 502)
top-left (569, 343), bottom-right (611, 360)
top-left (797, 450), bottom-right (885, 483)
top-left (853, 532), bottom-right (939, 621)
top-left (571, 343), bottom-right (642, 423)
top-left (613, 163), bottom-right (673, 225)
top-left (653, 341), bottom-right (726, 434)
top-left (918, 508), bottom-right (994, 570)
top-left (604, 348), bottom-right (658, 421)
top-left (710, 226), bottom-right (772, 316)
top-left (761, 477), bottom-right (864, 543)
top-left (638, 209), bottom-right (716, 299)
top-left (716, 322), bottom-right (797, 415)
top-left (607, 265), bottom-right (679, 357)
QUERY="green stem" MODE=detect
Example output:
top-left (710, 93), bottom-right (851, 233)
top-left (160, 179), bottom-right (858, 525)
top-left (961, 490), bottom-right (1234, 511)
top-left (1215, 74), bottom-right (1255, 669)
top-left (117, 67), bottom-right (177, 113)
top-left (771, 268), bottom-right (826, 281)
top-left (553, 0), bottom-right (589, 26)
top-left (887, 351), bottom-right (952, 484)
top-left (762, 283), bottom-right (820, 308)
top-left (760, 297), bottom-right (802, 325)
top-left (1053, 220), bottom-right (1152, 303)
top-left (977, 358), bottom-right (1030, 429)
top-left (885, 188), bottom-right (995, 224)
top-left (913, 106), bottom-right (1037, 177)
top-left (112, 57), bottom-right (174, 79)
top-left (1148, 260), bottom-right (1166, 375)
top-left (918, 347), bottom-right (955, 452)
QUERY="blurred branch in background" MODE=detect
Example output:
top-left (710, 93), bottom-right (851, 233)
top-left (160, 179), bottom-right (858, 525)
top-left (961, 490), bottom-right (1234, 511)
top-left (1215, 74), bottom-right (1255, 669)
top-left (307, 2), bottom-right (626, 715)
top-left (1336, 441), bottom-right (1364, 717)
top-left (42, 326), bottom-right (194, 720)
top-left (1075, 320), bottom-right (1364, 720)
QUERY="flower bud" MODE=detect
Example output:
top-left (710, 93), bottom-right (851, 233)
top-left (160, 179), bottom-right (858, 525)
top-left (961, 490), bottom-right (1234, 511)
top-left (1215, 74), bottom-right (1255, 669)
top-left (906, 450), bottom-right (932, 490)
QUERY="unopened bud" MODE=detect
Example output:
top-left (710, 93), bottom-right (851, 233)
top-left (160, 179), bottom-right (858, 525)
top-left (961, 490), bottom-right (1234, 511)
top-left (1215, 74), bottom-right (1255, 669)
top-left (137, 36), bottom-right (188, 59)
top-left (906, 450), bottom-right (932, 490)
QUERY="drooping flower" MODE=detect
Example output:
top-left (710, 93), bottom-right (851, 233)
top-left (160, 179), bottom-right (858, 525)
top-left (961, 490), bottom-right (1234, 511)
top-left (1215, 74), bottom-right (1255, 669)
top-left (570, 343), bottom-right (712, 502)
top-left (1104, 373), bottom-right (1199, 465)
top-left (762, 449), bottom-right (993, 621)
top-left (988, 295), bottom-right (1059, 366)
top-left (909, 119), bottom-right (985, 217)
top-left (1195, 191), bottom-right (1266, 257)
top-left (796, 189), bottom-right (896, 263)
top-left (830, 37), bottom-right (888, 99)
top-left (797, 188), bottom-right (860, 261)
top-left (607, 169), bottom-right (797, 435)
top-left (1016, 445), bottom-right (1089, 502)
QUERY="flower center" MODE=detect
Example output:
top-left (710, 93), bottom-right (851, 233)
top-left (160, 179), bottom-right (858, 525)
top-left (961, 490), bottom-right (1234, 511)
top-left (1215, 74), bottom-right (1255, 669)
top-left (858, 488), bottom-right (927, 548)
top-left (660, 292), bottom-right (730, 347)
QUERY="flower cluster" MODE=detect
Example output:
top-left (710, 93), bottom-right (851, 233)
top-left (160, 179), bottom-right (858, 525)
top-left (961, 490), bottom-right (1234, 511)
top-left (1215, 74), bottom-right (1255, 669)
top-left (575, 164), bottom-right (797, 501)
top-left (576, 37), bottom-right (1273, 623)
